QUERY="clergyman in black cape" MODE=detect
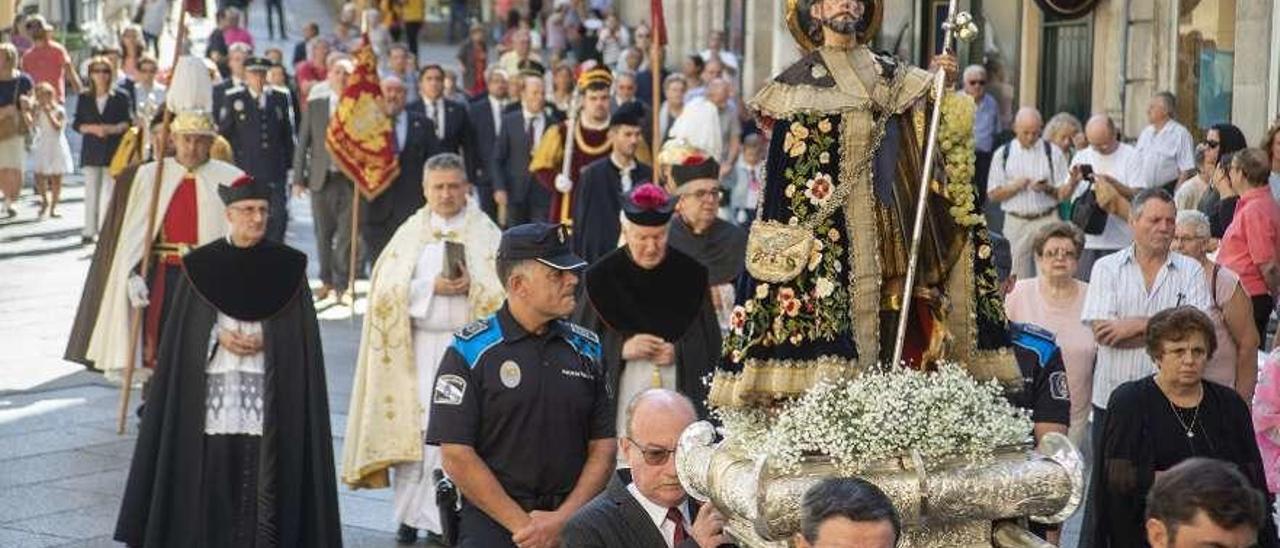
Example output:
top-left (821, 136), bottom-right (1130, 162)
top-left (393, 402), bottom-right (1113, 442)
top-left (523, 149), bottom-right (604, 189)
top-left (114, 176), bottom-right (342, 548)
top-left (570, 100), bottom-right (651, 264)
top-left (572, 183), bottom-right (721, 427)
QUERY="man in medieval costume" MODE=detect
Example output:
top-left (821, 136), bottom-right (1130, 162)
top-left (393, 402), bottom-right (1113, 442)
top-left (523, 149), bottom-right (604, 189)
top-left (114, 176), bottom-right (342, 547)
top-left (341, 153), bottom-right (505, 545)
top-left (531, 64), bottom-right (651, 226)
top-left (573, 183), bottom-right (721, 433)
top-left (69, 56), bottom-right (247, 383)
top-left (569, 100), bottom-right (651, 264)
top-left (710, 0), bottom-right (1014, 408)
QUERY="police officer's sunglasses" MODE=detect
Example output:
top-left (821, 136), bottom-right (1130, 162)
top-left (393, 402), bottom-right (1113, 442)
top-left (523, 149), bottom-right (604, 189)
top-left (627, 438), bottom-right (677, 465)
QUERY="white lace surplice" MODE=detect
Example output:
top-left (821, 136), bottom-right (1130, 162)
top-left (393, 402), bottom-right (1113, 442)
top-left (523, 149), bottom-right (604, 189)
top-left (205, 314), bottom-right (266, 436)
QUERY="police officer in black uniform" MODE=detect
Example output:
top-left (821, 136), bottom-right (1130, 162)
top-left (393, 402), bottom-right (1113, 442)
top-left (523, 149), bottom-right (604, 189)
top-left (427, 223), bottom-right (616, 548)
top-left (1008, 321), bottom-right (1072, 546)
top-left (1009, 321), bottom-right (1072, 441)
top-left (218, 56), bottom-right (296, 242)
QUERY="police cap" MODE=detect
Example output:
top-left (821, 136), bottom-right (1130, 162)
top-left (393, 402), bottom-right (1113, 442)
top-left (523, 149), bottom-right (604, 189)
top-left (244, 56), bottom-right (272, 72)
top-left (498, 223), bottom-right (586, 270)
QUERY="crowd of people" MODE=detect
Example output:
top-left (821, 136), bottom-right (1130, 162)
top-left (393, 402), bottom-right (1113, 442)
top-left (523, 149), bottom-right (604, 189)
top-left (7, 0), bottom-right (1280, 547)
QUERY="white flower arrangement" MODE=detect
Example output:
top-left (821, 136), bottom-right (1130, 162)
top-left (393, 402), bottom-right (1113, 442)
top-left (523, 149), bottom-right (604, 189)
top-left (714, 364), bottom-right (1032, 474)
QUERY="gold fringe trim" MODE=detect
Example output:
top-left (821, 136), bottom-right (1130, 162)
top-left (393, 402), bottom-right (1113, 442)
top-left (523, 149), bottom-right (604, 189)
top-left (750, 63), bottom-right (932, 120)
top-left (841, 109), bottom-right (883, 369)
top-left (708, 355), bottom-right (859, 408)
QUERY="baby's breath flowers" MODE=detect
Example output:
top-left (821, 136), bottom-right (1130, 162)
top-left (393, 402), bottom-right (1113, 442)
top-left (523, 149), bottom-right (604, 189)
top-left (714, 364), bottom-right (1031, 474)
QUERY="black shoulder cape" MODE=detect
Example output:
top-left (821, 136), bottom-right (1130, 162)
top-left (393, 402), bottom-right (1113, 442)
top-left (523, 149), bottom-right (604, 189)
top-left (666, 218), bottom-right (746, 286)
top-left (575, 246), bottom-right (720, 417)
top-left (114, 239), bottom-right (341, 548)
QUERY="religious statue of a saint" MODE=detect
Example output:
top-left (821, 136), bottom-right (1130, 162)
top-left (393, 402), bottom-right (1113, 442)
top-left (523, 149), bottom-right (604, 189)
top-left (711, 0), bottom-right (1016, 408)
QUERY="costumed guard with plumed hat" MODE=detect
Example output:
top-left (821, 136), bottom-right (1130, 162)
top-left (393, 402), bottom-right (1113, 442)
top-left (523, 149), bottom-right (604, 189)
top-left (70, 56), bottom-right (248, 385)
top-left (114, 175), bottom-right (342, 547)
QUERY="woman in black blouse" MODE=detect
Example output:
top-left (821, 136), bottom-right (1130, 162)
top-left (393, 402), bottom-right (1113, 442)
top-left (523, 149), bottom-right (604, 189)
top-left (1089, 306), bottom-right (1277, 547)
top-left (72, 56), bottom-right (133, 244)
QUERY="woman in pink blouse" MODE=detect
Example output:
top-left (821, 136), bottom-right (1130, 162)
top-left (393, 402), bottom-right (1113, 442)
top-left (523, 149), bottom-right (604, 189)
top-left (1216, 147), bottom-right (1280, 346)
top-left (1174, 209), bottom-right (1260, 402)
top-left (1005, 222), bottom-right (1097, 445)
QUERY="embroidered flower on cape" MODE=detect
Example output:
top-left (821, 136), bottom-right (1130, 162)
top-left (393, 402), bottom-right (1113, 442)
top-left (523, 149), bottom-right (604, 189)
top-left (784, 125), bottom-right (810, 158)
top-left (804, 173), bottom-right (834, 206)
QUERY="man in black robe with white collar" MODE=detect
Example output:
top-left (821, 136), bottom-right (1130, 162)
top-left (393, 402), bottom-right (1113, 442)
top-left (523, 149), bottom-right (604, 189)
top-left (666, 156), bottom-right (747, 330)
top-left (570, 101), bottom-right (652, 264)
top-left (573, 183), bottom-right (721, 430)
top-left (115, 176), bottom-right (341, 548)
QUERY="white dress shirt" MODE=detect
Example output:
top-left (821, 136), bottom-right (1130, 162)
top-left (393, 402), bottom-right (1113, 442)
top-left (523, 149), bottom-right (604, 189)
top-left (408, 211), bottom-right (470, 330)
top-left (987, 138), bottom-right (1068, 215)
top-left (489, 95), bottom-right (506, 134)
top-left (626, 483), bottom-right (690, 548)
top-left (1135, 120), bottom-right (1196, 188)
top-left (394, 110), bottom-right (408, 151)
top-left (1065, 143), bottom-right (1146, 250)
top-left (1080, 247), bottom-right (1211, 408)
top-left (425, 97), bottom-right (445, 139)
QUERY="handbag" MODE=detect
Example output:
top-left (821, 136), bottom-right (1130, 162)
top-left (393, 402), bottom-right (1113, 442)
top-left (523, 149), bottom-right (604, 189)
top-left (744, 76), bottom-right (899, 283)
top-left (1070, 180), bottom-right (1109, 235)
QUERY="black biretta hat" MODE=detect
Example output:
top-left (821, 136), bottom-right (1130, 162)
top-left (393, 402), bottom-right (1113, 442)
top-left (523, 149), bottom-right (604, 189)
top-left (622, 182), bottom-right (675, 226)
top-left (218, 175), bottom-right (272, 205)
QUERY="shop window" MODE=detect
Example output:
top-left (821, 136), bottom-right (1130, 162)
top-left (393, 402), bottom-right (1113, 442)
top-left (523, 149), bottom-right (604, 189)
top-left (1177, 0), bottom-right (1236, 134)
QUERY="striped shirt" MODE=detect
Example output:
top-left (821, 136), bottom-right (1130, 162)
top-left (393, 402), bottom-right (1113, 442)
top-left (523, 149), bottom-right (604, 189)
top-left (1080, 246), bottom-right (1211, 408)
top-left (987, 138), bottom-right (1069, 215)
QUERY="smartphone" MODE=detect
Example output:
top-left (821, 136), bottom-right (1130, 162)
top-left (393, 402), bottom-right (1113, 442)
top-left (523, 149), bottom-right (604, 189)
top-left (1078, 164), bottom-right (1095, 181)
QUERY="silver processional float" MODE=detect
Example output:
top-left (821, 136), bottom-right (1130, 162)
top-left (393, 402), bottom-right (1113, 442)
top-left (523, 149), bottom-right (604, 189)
top-left (671, 0), bottom-right (1086, 546)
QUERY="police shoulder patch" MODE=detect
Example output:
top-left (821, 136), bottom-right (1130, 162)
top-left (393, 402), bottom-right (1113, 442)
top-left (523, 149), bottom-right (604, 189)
top-left (433, 374), bottom-right (467, 405)
top-left (455, 318), bottom-right (491, 340)
top-left (1048, 371), bottom-right (1070, 401)
top-left (560, 320), bottom-right (602, 362)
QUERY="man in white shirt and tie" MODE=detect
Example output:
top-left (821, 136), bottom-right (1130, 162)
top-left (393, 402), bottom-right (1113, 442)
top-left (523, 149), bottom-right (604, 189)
top-left (494, 65), bottom-right (558, 225)
top-left (986, 107), bottom-right (1068, 280)
top-left (410, 64), bottom-right (472, 159)
top-left (1135, 92), bottom-right (1197, 194)
top-left (466, 67), bottom-right (512, 220)
top-left (562, 389), bottom-right (727, 548)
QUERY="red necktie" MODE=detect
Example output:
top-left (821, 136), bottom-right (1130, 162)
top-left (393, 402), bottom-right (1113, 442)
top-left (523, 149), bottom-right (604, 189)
top-left (666, 507), bottom-right (688, 544)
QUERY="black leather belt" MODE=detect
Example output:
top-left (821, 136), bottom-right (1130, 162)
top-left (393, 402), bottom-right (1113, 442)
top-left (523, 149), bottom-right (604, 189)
top-left (1006, 208), bottom-right (1057, 221)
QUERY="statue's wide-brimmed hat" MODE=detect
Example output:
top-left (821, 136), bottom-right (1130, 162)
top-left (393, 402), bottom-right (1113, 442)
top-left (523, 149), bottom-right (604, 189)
top-left (786, 0), bottom-right (882, 51)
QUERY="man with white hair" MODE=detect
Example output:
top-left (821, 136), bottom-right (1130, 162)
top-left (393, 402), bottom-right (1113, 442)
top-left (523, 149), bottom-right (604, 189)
top-left (703, 78), bottom-right (740, 177)
top-left (292, 57), bottom-right (356, 304)
top-left (361, 76), bottom-right (435, 262)
top-left (963, 65), bottom-right (1000, 211)
top-left (573, 184), bottom-right (722, 437)
top-left (1135, 91), bottom-right (1196, 193)
top-left (986, 107), bottom-right (1068, 279)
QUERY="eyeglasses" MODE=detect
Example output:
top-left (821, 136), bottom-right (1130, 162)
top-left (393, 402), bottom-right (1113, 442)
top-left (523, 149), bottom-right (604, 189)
top-left (967, 80), bottom-right (986, 86)
top-left (1039, 248), bottom-right (1078, 260)
top-left (627, 438), bottom-right (677, 465)
top-left (684, 188), bottom-right (723, 201)
top-left (1173, 235), bottom-right (1206, 244)
top-left (1203, 139), bottom-right (1220, 149)
top-left (90, 68), bottom-right (112, 75)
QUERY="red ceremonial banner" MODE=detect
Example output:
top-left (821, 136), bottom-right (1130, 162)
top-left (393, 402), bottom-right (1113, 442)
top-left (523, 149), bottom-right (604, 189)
top-left (325, 36), bottom-right (400, 200)
top-left (651, 0), bottom-right (668, 46)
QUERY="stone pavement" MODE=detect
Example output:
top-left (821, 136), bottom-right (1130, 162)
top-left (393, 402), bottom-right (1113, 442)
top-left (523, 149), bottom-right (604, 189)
top-left (0, 1), bottom-right (461, 546)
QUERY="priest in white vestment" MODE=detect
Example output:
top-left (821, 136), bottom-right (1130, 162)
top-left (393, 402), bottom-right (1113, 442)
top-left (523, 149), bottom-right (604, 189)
top-left (341, 153), bottom-right (504, 544)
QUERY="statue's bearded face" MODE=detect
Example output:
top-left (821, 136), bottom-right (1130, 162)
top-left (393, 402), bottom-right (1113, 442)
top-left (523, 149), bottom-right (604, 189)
top-left (810, 0), bottom-right (868, 36)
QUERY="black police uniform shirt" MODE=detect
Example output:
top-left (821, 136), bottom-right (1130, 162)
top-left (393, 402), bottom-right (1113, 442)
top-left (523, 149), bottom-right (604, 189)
top-left (426, 304), bottom-right (615, 501)
top-left (217, 85), bottom-right (296, 185)
top-left (1009, 322), bottom-right (1071, 426)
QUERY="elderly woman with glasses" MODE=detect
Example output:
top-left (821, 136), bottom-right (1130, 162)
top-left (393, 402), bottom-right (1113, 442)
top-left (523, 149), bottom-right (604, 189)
top-left (1088, 306), bottom-right (1276, 547)
top-left (1005, 221), bottom-right (1097, 445)
top-left (1172, 209), bottom-right (1260, 402)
